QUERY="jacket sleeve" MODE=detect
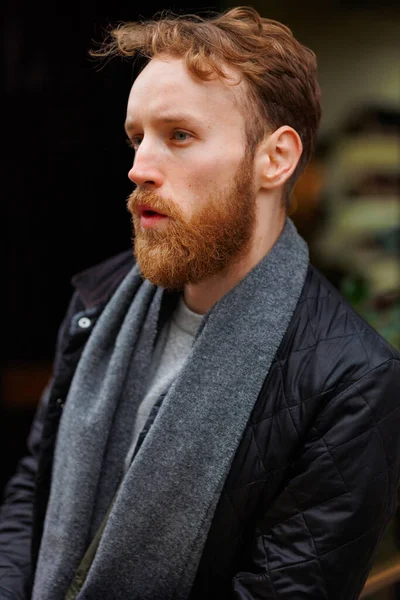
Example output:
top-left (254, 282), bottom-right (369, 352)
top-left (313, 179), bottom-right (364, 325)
top-left (0, 385), bottom-right (52, 600)
top-left (0, 291), bottom-right (83, 600)
top-left (232, 357), bottom-right (400, 599)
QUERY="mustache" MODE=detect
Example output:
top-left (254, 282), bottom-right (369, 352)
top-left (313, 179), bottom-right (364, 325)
top-left (127, 189), bottom-right (176, 219)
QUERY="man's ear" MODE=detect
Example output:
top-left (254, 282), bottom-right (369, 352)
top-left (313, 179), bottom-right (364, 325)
top-left (254, 126), bottom-right (303, 191)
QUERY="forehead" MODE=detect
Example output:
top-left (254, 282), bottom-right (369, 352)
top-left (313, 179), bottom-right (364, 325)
top-left (126, 56), bottom-right (245, 130)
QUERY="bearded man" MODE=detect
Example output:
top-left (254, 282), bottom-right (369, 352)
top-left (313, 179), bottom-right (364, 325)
top-left (1, 6), bottom-right (399, 600)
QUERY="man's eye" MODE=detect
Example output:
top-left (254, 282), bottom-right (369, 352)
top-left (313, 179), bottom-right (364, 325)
top-left (172, 131), bottom-right (191, 142)
top-left (126, 137), bottom-right (142, 150)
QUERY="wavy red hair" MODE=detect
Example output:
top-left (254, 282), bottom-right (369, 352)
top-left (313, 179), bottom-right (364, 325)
top-left (91, 6), bottom-right (321, 207)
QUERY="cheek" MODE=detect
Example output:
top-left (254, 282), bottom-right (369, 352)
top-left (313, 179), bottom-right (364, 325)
top-left (170, 145), bottom-right (246, 211)
top-left (186, 156), bottom-right (240, 194)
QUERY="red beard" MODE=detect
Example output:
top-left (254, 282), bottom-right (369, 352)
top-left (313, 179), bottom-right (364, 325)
top-left (127, 152), bottom-right (256, 289)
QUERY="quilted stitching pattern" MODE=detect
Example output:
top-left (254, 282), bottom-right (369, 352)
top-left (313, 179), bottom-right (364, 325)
top-left (191, 266), bottom-right (400, 599)
top-left (2, 253), bottom-right (398, 600)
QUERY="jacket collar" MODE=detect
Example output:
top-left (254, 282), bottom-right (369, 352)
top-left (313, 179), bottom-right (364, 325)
top-left (71, 250), bottom-right (134, 309)
top-left (70, 249), bottom-right (180, 333)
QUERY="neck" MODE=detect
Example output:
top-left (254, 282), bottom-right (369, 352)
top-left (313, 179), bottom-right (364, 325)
top-left (184, 206), bottom-right (286, 315)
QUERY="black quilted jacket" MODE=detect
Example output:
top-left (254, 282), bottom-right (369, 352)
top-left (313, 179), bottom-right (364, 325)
top-left (1, 250), bottom-right (400, 600)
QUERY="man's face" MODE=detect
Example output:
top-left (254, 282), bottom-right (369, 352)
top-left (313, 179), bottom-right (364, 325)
top-left (125, 56), bottom-right (257, 290)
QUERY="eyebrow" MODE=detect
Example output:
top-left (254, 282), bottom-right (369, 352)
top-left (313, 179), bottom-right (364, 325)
top-left (124, 113), bottom-right (201, 134)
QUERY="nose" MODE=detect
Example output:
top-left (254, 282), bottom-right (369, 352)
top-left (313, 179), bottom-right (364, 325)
top-left (128, 139), bottom-right (164, 189)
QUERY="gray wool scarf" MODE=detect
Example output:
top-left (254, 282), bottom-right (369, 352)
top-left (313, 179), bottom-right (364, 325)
top-left (32, 219), bottom-right (309, 600)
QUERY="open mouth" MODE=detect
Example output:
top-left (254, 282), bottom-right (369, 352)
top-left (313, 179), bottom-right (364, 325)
top-left (142, 209), bottom-right (162, 217)
top-left (138, 205), bottom-right (166, 218)
top-left (138, 204), bottom-right (168, 228)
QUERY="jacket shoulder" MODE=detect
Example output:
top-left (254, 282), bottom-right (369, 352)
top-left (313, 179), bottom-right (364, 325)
top-left (275, 264), bottom-right (399, 401)
top-left (70, 249), bottom-right (135, 309)
top-left (302, 264), bottom-right (397, 359)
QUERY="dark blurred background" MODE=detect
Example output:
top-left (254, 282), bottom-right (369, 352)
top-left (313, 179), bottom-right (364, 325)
top-left (2, 0), bottom-right (221, 482)
top-left (2, 0), bottom-right (399, 597)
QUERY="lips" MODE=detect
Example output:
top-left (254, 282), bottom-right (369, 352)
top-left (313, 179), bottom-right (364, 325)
top-left (137, 204), bottom-right (166, 218)
top-left (137, 204), bottom-right (168, 229)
